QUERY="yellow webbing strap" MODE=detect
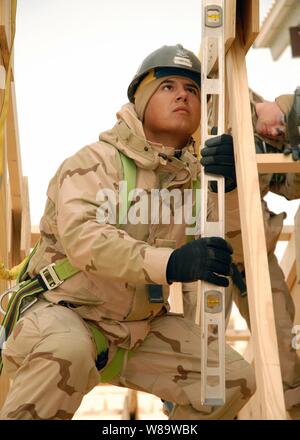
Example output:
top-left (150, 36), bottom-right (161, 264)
top-left (53, 258), bottom-right (80, 280)
top-left (0, 0), bottom-right (17, 188)
top-left (100, 348), bottom-right (133, 384)
top-left (88, 322), bottom-right (133, 383)
top-left (0, 260), bottom-right (23, 280)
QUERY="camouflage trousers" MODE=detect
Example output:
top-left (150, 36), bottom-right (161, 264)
top-left (0, 299), bottom-right (255, 420)
top-left (231, 252), bottom-right (300, 395)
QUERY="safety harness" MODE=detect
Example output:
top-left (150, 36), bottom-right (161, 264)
top-left (0, 150), bottom-right (200, 379)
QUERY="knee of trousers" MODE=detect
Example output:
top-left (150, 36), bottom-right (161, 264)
top-left (46, 331), bottom-right (96, 371)
top-left (3, 304), bottom-right (98, 382)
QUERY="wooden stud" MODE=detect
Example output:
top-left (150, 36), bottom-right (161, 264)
top-left (257, 154), bottom-right (300, 174)
top-left (0, 0), bottom-right (18, 409)
top-left (20, 177), bottom-right (31, 260)
top-left (294, 206), bottom-right (300, 284)
top-left (0, 25), bottom-right (9, 73)
top-left (226, 3), bottom-right (286, 418)
top-left (122, 389), bottom-right (138, 420)
top-left (7, 82), bottom-right (23, 214)
top-left (0, 0), bottom-right (12, 47)
top-left (30, 225), bottom-right (40, 248)
top-left (280, 229), bottom-right (296, 290)
top-left (237, 0), bottom-right (260, 52)
top-left (279, 225), bottom-right (294, 242)
top-left (225, 329), bottom-right (251, 342)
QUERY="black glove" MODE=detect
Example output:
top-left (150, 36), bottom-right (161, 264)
top-left (200, 134), bottom-right (237, 192)
top-left (166, 237), bottom-right (233, 287)
top-left (283, 145), bottom-right (300, 161)
top-left (231, 263), bottom-right (247, 297)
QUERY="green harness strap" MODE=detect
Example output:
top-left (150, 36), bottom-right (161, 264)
top-left (88, 323), bottom-right (133, 383)
top-left (0, 151), bottom-right (199, 379)
top-left (0, 151), bottom-right (136, 379)
top-left (118, 151), bottom-right (136, 226)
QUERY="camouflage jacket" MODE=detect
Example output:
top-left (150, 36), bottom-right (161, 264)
top-left (250, 89), bottom-right (300, 199)
top-left (226, 91), bottom-right (300, 264)
top-left (25, 103), bottom-right (232, 349)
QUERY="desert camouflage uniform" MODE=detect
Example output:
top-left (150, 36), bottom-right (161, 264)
top-left (202, 91), bottom-right (300, 404)
top-left (0, 103), bottom-right (255, 419)
top-left (226, 91), bottom-right (300, 399)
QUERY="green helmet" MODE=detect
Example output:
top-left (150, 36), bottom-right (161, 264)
top-left (127, 44), bottom-right (201, 102)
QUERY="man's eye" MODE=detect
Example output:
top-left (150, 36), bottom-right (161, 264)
top-left (162, 84), bottom-right (172, 91)
top-left (187, 87), bottom-right (198, 95)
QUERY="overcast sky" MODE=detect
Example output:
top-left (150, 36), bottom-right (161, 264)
top-left (14, 0), bottom-right (299, 231)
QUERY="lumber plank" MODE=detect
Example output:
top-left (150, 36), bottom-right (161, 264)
top-left (237, 0), bottom-right (260, 52)
top-left (226, 19), bottom-right (286, 419)
top-left (294, 205), bottom-right (300, 284)
top-left (257, 154), bottom-right (300, 173)
top-left (279, 225), bottom-right (294, 241)
top-left (20, 176), bottom-right (31, 260)
top-left (7, 82), bottom-right (23, 214)
top-left (280, 229), bottom-right (296, 290)
top-left (30, 225), bottom-right (40, 248)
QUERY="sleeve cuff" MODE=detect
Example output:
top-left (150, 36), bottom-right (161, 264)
top-left (143, 247), bottom-right (174, 285)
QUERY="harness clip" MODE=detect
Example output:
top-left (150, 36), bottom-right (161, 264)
top-left (39, 264), bottom-right (63, 290)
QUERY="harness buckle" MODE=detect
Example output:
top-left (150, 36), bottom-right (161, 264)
top-left (0, 284), bottom-right (23, 315)
top-left (39, 264), bottom-right (63, 290)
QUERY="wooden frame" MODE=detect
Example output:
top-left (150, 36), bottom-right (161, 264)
top-left (226, 0), bottom-right (286, 419)
top-left (0, 0), bottom-right (22, 410)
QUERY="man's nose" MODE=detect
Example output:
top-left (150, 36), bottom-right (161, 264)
top-left (271, 125), bottom-right (285, 138)
top-left (175, 87), bottom-right (188, 101)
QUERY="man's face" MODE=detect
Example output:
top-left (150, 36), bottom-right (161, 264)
top-left (143, 77), bottom-right (200, 146)
top-left (255, 101), bottom-right (286, 141)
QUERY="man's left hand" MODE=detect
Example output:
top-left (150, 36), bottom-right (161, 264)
top-left (200, 134), bottom-right (237, 192)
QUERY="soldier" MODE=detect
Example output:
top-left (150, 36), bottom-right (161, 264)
top-left (200, 89), bottom-right (300, 415)
top-left (0, 44), bottom-right (255, 420)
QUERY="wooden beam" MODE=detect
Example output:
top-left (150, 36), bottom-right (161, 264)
top-left (7, 82), bottom-right (23, 214)
top-left (0, 1), bottom-right (14, 78)
top-left (6, 82), bottom-right (24, 265)
top-left (280, 229), bottom-right (297, 290)
top-left (0, 25), bottom-right (9, 72)
top-left (20, 177), bottom-right (31, 260)
top-left (237, 0), bottom-right (260, 52)
top-left (226, 8), bottom-right (286, 418)
top-left (30, 225), bottom-right (40, 248)
top-left (224, 0), bottom-right (236, 51)
top-left (122, 389), bottom-right (138, 420)
top-left (279, 225), bottom-right (294, 241)
top-left (294, 205), bottom-right (300, 284)
top-left (0, 1), bottom-right (11, 47)
top-left (257, 154), bottom-right (300, 174)
top-left (225, 329), bottom-right (251, 342)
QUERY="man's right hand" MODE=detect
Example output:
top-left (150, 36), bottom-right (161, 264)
top-left (166, 237), bottom-right (233, 287)
top-left (283, 145), bottom-right (300, 161)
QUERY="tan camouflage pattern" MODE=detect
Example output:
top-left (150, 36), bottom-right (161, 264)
top-left (0, 299), bottom-right (255, 419)
top-left (20, 102), bottom-right (203, 351)
top-left (214, 91), bottom-right (300, 395)
top-left (0, 102), bottom-right (255, 419)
